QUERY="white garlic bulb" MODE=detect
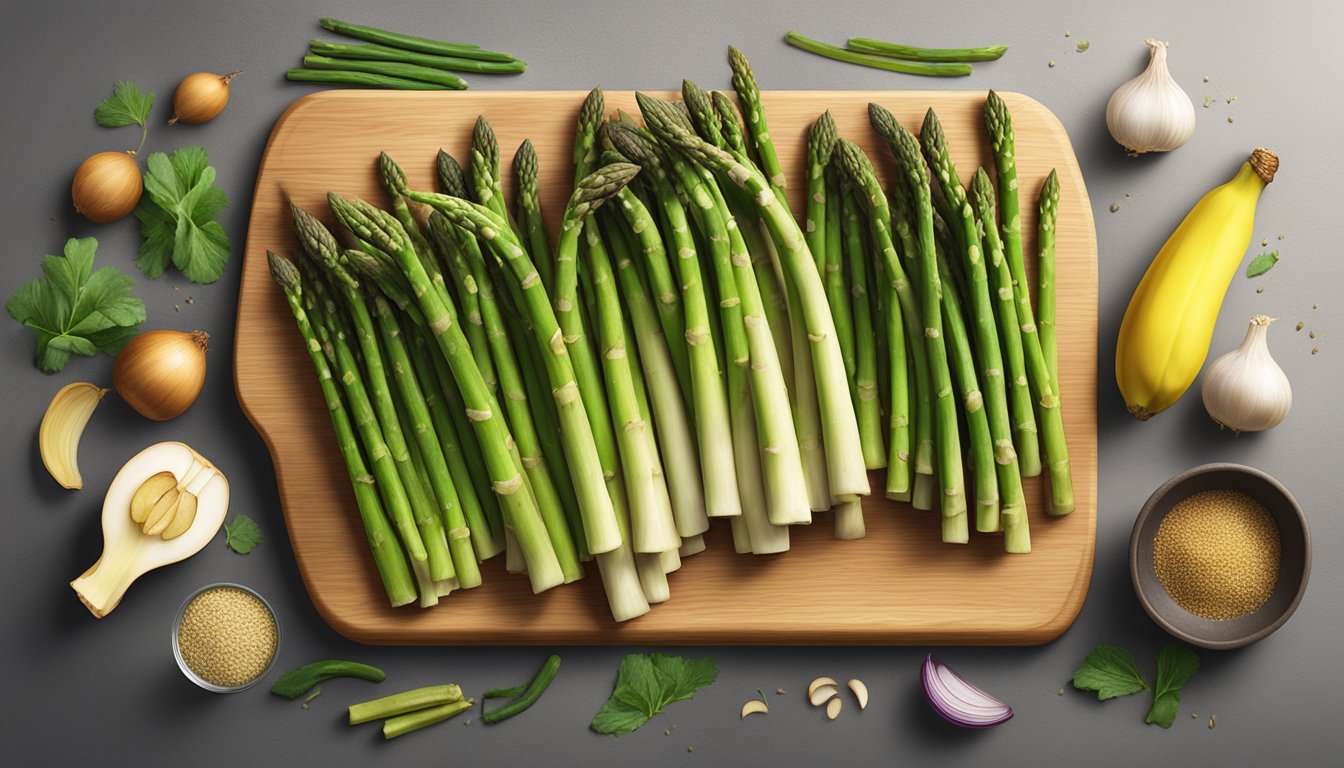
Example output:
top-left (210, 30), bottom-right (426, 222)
top-left (1106, 39), bottom-right (1196, 156)
top-left (1201, 316), bottom-right (1292, 432)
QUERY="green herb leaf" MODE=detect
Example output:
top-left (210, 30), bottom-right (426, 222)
top-left (94, 80), bottom-right (155, 129)
top-left (224, 515), bottom-right (263, 554)
top-left (1246, 251), bottom-right (1279, 278)
top-left (1072, 645), bottom-right (1148, 700)
top-left (5, 238), bottom-right (146, 373)
top-left (590, 653), bottom-right (718, 735)
top-left (1146, 644), bottom-right (1199, 728)
top-left (133, 146), bottom-right (231, 284)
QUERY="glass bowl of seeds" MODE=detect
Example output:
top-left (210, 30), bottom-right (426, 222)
top-left (173, 583), bottom-right (280, 692)
top-left (1130, 463), bottom-right (1310, 650)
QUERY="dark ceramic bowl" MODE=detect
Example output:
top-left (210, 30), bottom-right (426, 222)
top-left (1130, 463), bottom-right (1310, 650)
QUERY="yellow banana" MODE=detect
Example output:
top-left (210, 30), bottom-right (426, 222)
top-left (1116, 148), bottom-right (1278, 420)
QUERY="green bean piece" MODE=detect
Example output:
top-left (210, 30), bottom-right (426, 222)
top-left (349, 684), bottom-right (463, 725)
top-left (271, 660), bottom-right (386, 699)
top-left (482, 655), bottom-right (561, 724)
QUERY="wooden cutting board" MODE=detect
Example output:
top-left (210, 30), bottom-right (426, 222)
top-left (235, 90), bottom-right (1097, 645)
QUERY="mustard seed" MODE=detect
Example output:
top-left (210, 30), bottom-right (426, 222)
top-left (1153, 490), bottom-right (1280, 620)
top-left (177, 586), bottom-right (277, 688)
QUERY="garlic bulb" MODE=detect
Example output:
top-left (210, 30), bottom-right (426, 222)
top-left (1201, 316), bottom-right (1292, 432)
top-left (1106, 39), bottom-right (1196, 156)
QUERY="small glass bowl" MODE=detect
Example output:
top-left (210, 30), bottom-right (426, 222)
top-left (172, 582), bottom-right (281, 693)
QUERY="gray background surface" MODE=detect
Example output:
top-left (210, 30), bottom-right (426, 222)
top-left (2, 0), bottom-right (1341, 765)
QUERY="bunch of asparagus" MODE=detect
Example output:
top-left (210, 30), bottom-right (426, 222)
top-left (268, 48), bottom-right (1073, 621)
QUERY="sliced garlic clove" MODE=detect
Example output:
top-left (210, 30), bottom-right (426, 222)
top-left (848, 679), bottom-right (869, 710)
top-left (808, 676), bottom-right (838, 699)
top-left (826, 697), bottom-right (842, 720)
top-left (130, 471), bottom-right (177, 524)
top-left (142, 488), bottom-right (181, 536)
top-left (740, 699), bottom-right (769, 718)
top-left (39, 382), bottom-right (109, 489)
top-left (809, 684), bottom-right (839, 707)
top-left (162, 490), bottom-right (198, 540)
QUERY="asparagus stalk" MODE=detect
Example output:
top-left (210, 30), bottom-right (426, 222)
top-left (328, 193), bottom-right (565, 591)
top-left (805, 112), bottom-right (837, 276)
top-left (318, 18), bottom-right (519, 63)
top-left (267, 253), bottom-right (417, 607)
top-left (825, 163), bottom-right (856, 385)
top-left (838, 172), bottom-right (886, 472)
top-left (845, 38), bottom-right (1009, 62)
top-left (300, 55), bottom-right (468, 89)
top-left (638, 93), bottom-right (870, 503)
top-left (986, 92), bottom-right (1074, 515)
top-left (783, 32), bottom-right (974, 76)
top-left (1039, 169), bottom-right (1061, 385)
top-left (728, 46), bottom-right (787, 199)
top-left (862, 113), bottom-right (968, 540)
top-left (514, 140), bottom-right (555, 291)
top-left (285, 68), bottom-right (458, 90)
top-left (470, 117), bottom-right (521, 236)
top-left (923, 109), bottom-right (1022, 533)
top-left (972, 169), bottom-right (1042, 482)
top-left (308, 40), bottom-right (525, 74)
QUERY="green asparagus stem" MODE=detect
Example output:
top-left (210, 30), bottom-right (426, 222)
top-left (573, 87), bottom-right (604, 183)
top-left (862, 112), bottom-right (968, 540)
top-left (783, 33), bottom-right (974, 77)
top-left (383, 699), bottom-right (472, 739)
top-left (729, 46), bottom-right (787, 200)
top-left (470, 117), bottom-right (521, 237)
top-left (514, 139), bottom-right (555, 291)
top-left (825, 164), bottom-right (855, 385)
top-left (986, 91), bottom-right (1074, 515)
top-left (482, 655), bottom-right (561, 724)
top-left (285, 68), bottom-right (458, 90)
top-left (307, 40), bottom-right (525, 74)
top-left (838, 172), bottom-right (886, 472)
top-left (328, 192), bottom-right (565, 591)
top-left (349, 684), bottom-right (464, 725)
top-left (318, 18), bottom-right (519, 63)
top-left (923, 109), bottom-right (1023, 533)
top-left (300, 55), bottom-right (468, 88)
top-left (267, 253), bottom-right (416, 607)
top-left (1039, 169), bottom-right (1061, 385)
top-left (806, 112), bottom-right (837, 277)
top-left (845, 37), bottom-right (1009, 62)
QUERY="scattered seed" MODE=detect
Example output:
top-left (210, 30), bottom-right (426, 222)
top-left (776, 688), bottom-right (786, 695)
top-left (1227, 116), bottom-right (1235, 124)
top-left (174, 304), bottom-right (180, 312)
top-left (186, 296), bottom-right (195, 304)
top-left (1203, 75), bottom-right (1210, 82)
top-left (1312, 347), bottom-right (1319, 355)
top-left (1310, 331), bottom-right (1316, 339)
top-left (1192, 712), bottom-right (1199, 718)
top-left (1126, 193), bottom-right (1132, 198)
top-left (1064, 31), bottom-right (1071, 37)
top-left (464, 719), bottom-right (472, 726)
top-left (1227, 96), bottom-right (1238, 104)
top-left (1296, 322), bottom-right (1304, 331)
top-left (1058, 688), bottom-right (1065, 696)
top-left (1256, 286), bottom-right (1264, 294)
top-left (1209, 714), bottom-right (1216, 729)
top-left (1203, 96), bottom-right (1213, 109)
top-left (1110, 203), bottom-right (1120, 213)
top-left (1076, 40), bottom-right (1090, 52)
top-left (687, 746), bottom-right (694, 753)
top-left (174, 286), bottom-right (180, 291)
top-left (1313, 303), bottom-right (1319, 309)
top-left (1261, 238), bottom-right (1269, 246)
top-left (1277, 234), bottom-right (1284, 240)
top-left (1048, 60), bottom-right (1056, 68)
top-left (664, 728), bottom-right (671, 736)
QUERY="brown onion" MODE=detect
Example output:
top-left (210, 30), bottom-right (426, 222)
top-left (169, 71), bottom-right (242, 125)
top-left (72, 151), bottom-right (143, 223)
top-left (114, 330), bottom-right (209, 421)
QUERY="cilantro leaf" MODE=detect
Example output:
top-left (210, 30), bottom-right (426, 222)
top-left (224, 515), bottom-right (263, 554)
top-left (94, 80), bottom-right (155, 129)
top-left (1145, 644), bottom-right (1199, 728)
top-left (133, 146), bottom-right (232, 284)
top-left (1246, 251), bottom-right (1279, 278)
top-left (5, 237), bottom-right (146, 373)
top-left (1073, 645), bottom-right (1148, 700)
top-left (590, 652), bottom-right (717, 735)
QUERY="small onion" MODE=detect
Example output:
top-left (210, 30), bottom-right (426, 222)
top-left (72, 151), bottom-right (143, 223)
top-left (169, 71), bottom-right (242, 125)
top-left (921, 654), bottom-right (1013, 728)
top-left (114, 330), bottom-right (209, 421)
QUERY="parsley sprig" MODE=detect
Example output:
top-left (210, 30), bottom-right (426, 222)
top-left (94, 80), bottom-right (155, 155)
top-left (133, 146), bottom-right (232, 284)
top-left (590, 652), bottom-right (718, 735)
top-left (1072, 642), bottom-right (1200, 728)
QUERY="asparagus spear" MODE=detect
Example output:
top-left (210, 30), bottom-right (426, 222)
top-left (923, 109), bottom-right (1023, 533)
top-left (971, 168), bottom-right (1041, 481)
top-left (514, 140), bottom-right (555, 291)
top-left (864, 113), bottom-right (969, 541)
top-left (986, 92), bottom-right (1074, 515)
top-left (805, 112), bottom-right (837, 276)
top-left (300, 55), bottom-right (468, 89)
top-left (267, 252), bottom-right (417, 607)
top-left (318, 18), bottom-right (519, 63)
top-left (638, 93), bottom-right (870, 503)
top-left (838, 171), bottom-right (886, 472)
top-left (328, 192), bottom-right (566, 591)
top-left (728, 46), bottom-right (787, 199)
top-left (1039, 169), bottom-right (1061, 384)
top-left (783, 33), bottom-right (973, 76)
top-left (307, 40), bottom-right (525, 74)
top-left (845, 38), bottom-right (1009, 62)
top-left (285, 69), bottom-right (457, 90)
top-left (825, 163), bottom-right (855, 386)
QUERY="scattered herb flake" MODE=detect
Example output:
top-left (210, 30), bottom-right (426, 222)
top-left (1110, 203), bottom-right (1120, 213)
top-left (1296, 322), bottom-right (1304, 331)
top-left (1073, 645), bottom-right (1148, 700)
top-left (1076, 40), bottom-right (1090, 52)
top-left (1204, 96), bottom-right (1213, 109)
top-left (1246, 251), bottom-right (1279, 277)
top-left (1261, 238), bottom-right (1269, 247)
top-left (133, 146), bottom-right (232, 284)
top-left (1309, 331), bottom-right (1316, 339)
top-left (224, 515), bottom-right (263, 554)
top-left (1058, 688), bottom-right (1065, 696)
top-left (1227, 96), bottom-right (1238, 104)
top-left (1145, 644), bottom-right (1200, 728)
top-left (5, 237), bottom-right (146, 373)
top-left (590, 653), bottom-right (718, 735)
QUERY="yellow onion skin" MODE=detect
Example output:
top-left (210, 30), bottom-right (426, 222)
top-left (169, 71), bottom-right (240, 125)
top-left (114, 330), bottom-right (210, 421)
top-left (72, 152), bottom-right (143, 223)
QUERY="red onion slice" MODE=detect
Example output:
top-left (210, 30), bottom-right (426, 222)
top-left (921, 654), bottom-right (1013, 728)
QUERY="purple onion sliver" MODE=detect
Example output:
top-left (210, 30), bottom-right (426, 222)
top-left (921, 654), bottom-right (1013, 728)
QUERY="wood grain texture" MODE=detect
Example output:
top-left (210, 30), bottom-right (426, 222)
top-left (234, 90), bottom-right (1097, 645)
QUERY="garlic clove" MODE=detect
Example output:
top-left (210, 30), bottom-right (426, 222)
top-left (1106, 39), bottom-right (1196, 155)
top-left (848, 679), bottom-right (869, 710)
top-left (809, 684), bottom-right (839, 707)
top-left (39, 382), bottom-right (108, 489)
top-left (808, 676), bottom-right (838, 699)
top-left (130, 471), bottom-right (177, 524)
top-left (1201, 315), bottom-right (1292, 432)
top-left (162, 491), bottom-right (198, 540)
top-left (142, 487), bottom-right (182, 536)
top-left (826, 697), bottom-right (842, 720)
top-left (740, 699), bottom-right (769, 718)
